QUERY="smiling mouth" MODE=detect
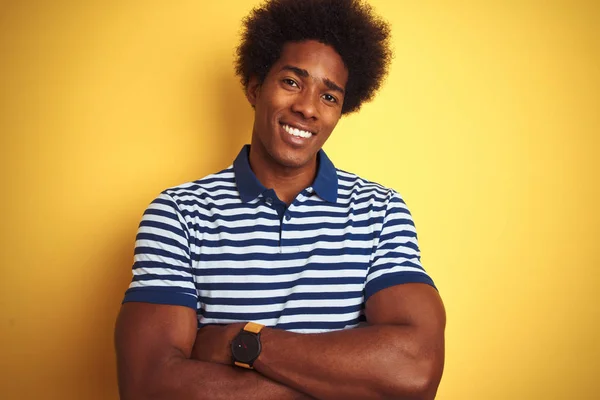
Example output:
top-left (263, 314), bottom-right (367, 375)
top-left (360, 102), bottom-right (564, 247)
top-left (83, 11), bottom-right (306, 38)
top-left (281, 123), bottom-right (314, 138)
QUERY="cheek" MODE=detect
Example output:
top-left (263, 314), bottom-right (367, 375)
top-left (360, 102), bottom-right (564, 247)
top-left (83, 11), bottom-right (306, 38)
top-left (261, 83), bottom-right (289, 107)
top-left (323, 112), bottom-right (342, 132)
top-left (270, 92), bottom-right (293, 113)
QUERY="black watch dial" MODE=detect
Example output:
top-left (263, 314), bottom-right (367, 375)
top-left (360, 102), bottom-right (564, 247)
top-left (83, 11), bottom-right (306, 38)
top-left (231, 331), bottom-right (261, 363)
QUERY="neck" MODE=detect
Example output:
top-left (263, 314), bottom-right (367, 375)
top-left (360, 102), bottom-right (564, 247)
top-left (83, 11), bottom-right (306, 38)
top-left (248, 144), bottom-right (317, 205)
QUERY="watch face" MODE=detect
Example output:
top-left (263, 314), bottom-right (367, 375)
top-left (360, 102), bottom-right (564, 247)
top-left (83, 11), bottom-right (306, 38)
top-left (231, 331), bottom-right (261, 363)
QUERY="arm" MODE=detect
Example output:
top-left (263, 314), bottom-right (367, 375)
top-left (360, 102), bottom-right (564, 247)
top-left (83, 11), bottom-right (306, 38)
top-left (115, 302), bottom-right (313, 400)
top-left (256, 283), bottom-right (445, 400)
top-left (193, 283), bottom-right (445, 400)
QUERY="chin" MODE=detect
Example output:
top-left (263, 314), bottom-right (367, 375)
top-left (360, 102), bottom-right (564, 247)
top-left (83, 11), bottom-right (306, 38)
top-left (272, 149), bottom-right (312, 169)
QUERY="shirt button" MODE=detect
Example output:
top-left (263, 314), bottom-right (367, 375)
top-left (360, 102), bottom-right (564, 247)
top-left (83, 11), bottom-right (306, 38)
top-left (265, 197), bottom-right (273, 205)
top-left (285, 214), bottom-right (291, 221)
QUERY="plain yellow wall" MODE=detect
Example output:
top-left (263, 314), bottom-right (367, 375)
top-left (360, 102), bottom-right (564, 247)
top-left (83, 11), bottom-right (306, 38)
top-left (1, 1), bottom-right (598, 399)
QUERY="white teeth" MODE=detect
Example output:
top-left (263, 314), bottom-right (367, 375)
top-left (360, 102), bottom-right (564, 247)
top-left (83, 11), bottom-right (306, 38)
top-left (283, 124), bottom-right (313, 138)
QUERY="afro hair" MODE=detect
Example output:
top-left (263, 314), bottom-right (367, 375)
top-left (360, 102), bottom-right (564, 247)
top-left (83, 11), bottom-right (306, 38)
top-left (235, 0), bottom-right (393, 114)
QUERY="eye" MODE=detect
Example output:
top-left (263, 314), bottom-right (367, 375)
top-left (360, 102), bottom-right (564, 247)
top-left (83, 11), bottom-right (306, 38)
top-left (283, 78), bottom-right (299, 87)
top-left (322, 93), bottom-right (338, 103)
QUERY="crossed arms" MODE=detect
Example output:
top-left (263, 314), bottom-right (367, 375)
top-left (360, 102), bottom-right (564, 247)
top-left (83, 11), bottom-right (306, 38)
top-left (115, 282), bottom-right (445, 400)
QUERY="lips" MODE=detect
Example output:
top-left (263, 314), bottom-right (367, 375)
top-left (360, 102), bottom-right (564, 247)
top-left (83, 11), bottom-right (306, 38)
top-left (280, 121), bottom-right (316, 138)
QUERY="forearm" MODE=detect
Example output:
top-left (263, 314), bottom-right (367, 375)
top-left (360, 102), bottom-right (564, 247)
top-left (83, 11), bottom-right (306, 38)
top-left (119, 356), bottom-right (313, 400)
top-left (254, 325), bottom-right (442, 400)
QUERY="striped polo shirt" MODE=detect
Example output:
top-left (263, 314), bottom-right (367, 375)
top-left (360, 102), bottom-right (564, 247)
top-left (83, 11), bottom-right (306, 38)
top-left (123, 145), bottom-right (435, 333)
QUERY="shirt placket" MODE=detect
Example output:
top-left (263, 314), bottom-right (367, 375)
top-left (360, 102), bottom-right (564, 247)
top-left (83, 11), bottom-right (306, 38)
top-left (279, 187), bottom-right (313, 254)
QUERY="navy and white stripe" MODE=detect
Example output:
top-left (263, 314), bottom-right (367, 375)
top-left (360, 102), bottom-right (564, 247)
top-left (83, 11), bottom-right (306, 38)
top-left (123, 145), bottom-right (435, 333)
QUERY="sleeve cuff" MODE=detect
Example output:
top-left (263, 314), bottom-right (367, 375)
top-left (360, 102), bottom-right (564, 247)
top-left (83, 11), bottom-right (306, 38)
top-left (123, 288), bottom-right (198, 309)
top-left (364, 271), bottom-right (437, 301)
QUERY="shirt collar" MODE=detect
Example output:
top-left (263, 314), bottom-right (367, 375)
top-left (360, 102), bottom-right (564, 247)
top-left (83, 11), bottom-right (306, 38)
top-left (312, 148), bottom-right (338, 203)
top-left (233, 145), bottom-right (338, 203)
top-left (233, 145), bottom-right (267, 202)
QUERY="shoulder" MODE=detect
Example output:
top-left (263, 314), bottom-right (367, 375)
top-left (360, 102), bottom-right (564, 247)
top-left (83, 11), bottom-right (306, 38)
top-left (336, 169), bottom-right (406, 208)
top-left (140, 166), bottom-right (239, 228)
top-left (157, 166), bottom-right (237, 207)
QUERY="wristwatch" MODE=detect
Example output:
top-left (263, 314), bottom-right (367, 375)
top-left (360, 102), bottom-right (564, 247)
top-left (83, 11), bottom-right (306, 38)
top-left (231, 322), bottom-right (265, 369)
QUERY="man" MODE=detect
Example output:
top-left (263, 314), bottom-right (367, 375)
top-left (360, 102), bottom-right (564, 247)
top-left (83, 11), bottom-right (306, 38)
top-left (115, 0), bottom-right (446, 399)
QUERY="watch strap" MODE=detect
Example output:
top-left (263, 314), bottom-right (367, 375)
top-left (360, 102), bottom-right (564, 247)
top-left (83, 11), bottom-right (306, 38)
top-left (234, 361), bottom-right (252, 369)
top-left (243, 321), bottom-right (265, 334)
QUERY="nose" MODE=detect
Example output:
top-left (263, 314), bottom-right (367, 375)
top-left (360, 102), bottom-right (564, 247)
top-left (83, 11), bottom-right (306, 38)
top-left (291, 89), bottom-right (318, 120)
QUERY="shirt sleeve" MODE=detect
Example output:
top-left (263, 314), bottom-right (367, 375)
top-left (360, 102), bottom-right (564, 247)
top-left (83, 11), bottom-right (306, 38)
top-left (364, 191), bottom-right (436, 301)
top-left (122, 192), bottom-right (198, 309)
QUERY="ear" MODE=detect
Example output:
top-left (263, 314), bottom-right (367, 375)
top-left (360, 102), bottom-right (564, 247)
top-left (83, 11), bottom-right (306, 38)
top-left (246, 76), bottom-right (261, 107)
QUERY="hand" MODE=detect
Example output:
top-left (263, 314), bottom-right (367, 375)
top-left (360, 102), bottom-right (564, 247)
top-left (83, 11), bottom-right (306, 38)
top-left (191, 323), bottom-right (245, 365)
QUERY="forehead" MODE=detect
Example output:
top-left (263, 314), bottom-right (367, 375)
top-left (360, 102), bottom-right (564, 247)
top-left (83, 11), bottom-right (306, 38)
top-left (274, 40), bottom-right (348, 88)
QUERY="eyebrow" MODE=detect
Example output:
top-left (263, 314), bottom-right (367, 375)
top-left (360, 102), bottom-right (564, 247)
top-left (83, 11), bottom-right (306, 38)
top-left (281, 65), bottom-right (345, 95)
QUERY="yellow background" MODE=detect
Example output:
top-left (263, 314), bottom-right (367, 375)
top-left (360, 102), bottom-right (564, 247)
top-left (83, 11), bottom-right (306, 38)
top-left (1, 0), bottom-right (598, 399)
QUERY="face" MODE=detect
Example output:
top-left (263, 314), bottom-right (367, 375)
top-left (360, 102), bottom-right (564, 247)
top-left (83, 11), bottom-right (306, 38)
top-left (247, 40), bottom-right (349, 171)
